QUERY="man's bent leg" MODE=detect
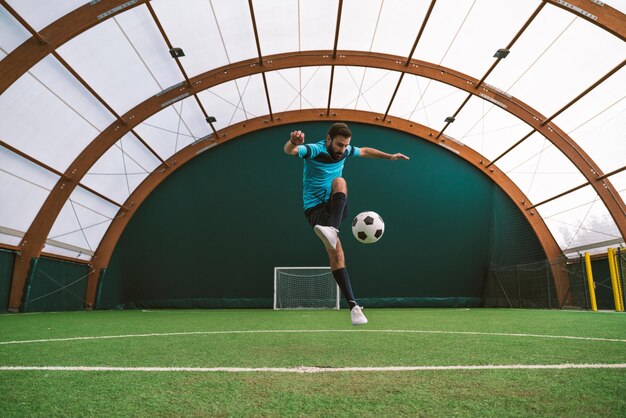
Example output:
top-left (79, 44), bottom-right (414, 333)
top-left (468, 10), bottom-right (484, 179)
top-left (314, 178), bottom-right (348, 249)
top-left (328, 178), bottom-right (347, 230)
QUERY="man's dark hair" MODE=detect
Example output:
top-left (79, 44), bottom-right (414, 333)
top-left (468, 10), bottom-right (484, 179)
top-left (327, 123), bottom-right (352, 140)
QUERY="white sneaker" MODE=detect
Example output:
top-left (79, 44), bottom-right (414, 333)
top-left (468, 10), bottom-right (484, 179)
top-left (314, 225), bottom-right (339, 250)
top-left (351, 305), bottom-right (368, 326)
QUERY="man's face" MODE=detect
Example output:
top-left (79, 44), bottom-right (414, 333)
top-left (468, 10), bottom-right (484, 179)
top-left (326, 134), bottom-right (351, 160)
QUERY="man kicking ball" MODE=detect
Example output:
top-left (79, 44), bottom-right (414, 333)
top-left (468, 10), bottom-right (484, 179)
top-left (283, 123), bottom-right (409, 325)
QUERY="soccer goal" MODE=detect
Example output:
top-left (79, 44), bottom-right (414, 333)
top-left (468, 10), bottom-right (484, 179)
top-left (273, 267), bottom-right (340, 310)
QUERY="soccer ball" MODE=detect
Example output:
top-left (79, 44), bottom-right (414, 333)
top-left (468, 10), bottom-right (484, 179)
top-left (351, 211), bottom-right (385, 244)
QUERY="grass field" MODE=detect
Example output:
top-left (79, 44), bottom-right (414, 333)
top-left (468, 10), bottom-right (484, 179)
top-left (1, 308), bottom-right (625, 417)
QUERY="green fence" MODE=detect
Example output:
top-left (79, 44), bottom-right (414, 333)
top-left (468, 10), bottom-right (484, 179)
top-left (22, 257), bottom-right (90, 312)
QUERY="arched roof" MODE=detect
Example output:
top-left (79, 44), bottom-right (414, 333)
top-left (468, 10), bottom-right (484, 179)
top-left (1, 0), bottom-right (625, 308)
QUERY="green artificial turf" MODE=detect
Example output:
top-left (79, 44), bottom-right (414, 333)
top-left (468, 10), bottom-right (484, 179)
top-left (1, 308), bottom-right (625, 417)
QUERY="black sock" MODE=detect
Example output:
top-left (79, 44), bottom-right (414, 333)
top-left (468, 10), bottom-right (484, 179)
top-left (328, 192), bottom-right (347, 230)
top-left (332, 267), bottom-right (357, 309)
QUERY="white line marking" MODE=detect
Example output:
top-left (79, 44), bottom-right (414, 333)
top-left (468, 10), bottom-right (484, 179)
top-left (1, 329), bottom-right (625, 346)
top-left (1, 364), bottom-right (625, 373)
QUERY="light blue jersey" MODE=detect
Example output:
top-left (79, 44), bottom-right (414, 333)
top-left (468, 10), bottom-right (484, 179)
top-left (297, 140), bottom-right (360, 210)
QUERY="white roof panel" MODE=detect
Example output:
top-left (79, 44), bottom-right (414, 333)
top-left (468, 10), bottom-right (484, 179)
top-left (254, 0), bottom-right (299, 56)
top-left (438, 0), bottom-right (542, 80)
top-left (56, 13), bottom-right (178, 115)
top-left (0, 147), bottom-right (58, 234)
top-left (134, 95), bottom-right (211, 159)
top-left (538, 185), bottom-right (621, 254)
top-left (0, 56), bottom-right (101, 171)
top-left (4, 0), bottom-right (84, 31)
top-left (390, 74), bottom-right (468, 130)
top-left (83, 133), bottom-right (161, 205)
top-left (300, 0), bottom-right (338, 51)
top-left (370, 0), bottom-right (431, 58)
top-left (211, 0), bottom-right (258, 64)
top-left (553, 67), bottom-right (626, 175)
top-left (47, 186), bottom-right (119, 256)
top-left (150, 0), bottom-right (230, 76)
top-left (338, 0), bottom-right (383, 52)
top-left (497, 132), bottom-right (587, 204)
top-left (443, 96), bottom-right (530, 160)
top-left (0, 4), bottom-right (30, 54)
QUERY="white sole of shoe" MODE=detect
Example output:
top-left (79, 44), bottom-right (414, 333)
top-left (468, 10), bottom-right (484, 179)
top-left (314, 226), bottom-right (336, 250)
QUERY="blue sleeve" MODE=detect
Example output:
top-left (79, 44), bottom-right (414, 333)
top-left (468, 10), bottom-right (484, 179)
top-left (349, 145), bottom-right (360, 157)
top-left (298, 143), bottom-right (324, 159)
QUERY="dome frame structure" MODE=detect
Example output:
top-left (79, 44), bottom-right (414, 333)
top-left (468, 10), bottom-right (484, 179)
top-left (1, 0), bottom-right (625, 311)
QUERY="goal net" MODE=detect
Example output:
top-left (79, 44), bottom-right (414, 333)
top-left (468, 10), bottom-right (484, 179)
top-left (273, 267), bottom-right (340, 310)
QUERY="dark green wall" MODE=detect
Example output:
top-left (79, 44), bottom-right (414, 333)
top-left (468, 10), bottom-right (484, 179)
top-left (99, 122), bottom-right (546, 309)
top-left (0, 249), bottom-right (14, 312)
top-left (22, 257), bottom-right (90, 312)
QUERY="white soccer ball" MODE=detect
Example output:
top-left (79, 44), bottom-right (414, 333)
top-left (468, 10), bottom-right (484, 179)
top-left (351, 211), bottom-right (385, 244)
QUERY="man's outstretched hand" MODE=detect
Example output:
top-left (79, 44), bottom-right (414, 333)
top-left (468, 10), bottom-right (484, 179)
top-left (390, 153), bottom-right (409, 160)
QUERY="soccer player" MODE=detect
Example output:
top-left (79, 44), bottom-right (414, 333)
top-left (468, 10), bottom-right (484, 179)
top-left (284, 123), bottom-right (409, 325)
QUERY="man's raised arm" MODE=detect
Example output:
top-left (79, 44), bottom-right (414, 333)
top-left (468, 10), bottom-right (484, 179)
top-left (284, 130), bottom-right (305, 156)
top-left (359, 147), bottom-right (409, 160)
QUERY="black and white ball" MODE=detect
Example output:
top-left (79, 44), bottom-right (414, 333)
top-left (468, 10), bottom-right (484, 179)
top-left (351, 211), bottom-right (385, 244)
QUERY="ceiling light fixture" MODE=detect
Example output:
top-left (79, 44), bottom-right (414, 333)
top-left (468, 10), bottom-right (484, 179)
top-left (493, 48), bottom-right (510, 59)
top-left (169, 47), bottom-right (185, 58)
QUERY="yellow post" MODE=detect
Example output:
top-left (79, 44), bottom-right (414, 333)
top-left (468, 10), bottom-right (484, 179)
top-left (617, 249), bottom-right (625, 311)
top-left (607, 248), bottom-right (624, 312)
top-left (584, 252), bottom-right (597, 312)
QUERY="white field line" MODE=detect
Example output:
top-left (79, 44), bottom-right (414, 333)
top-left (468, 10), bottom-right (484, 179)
top-left (1, 329), bottom-right (625, 345)
top-left (0, 364), bottom-right (625, 373)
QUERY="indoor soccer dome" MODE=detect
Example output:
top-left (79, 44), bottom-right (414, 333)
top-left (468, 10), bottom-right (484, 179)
top-left (1, 0), bottom-right (624, 312)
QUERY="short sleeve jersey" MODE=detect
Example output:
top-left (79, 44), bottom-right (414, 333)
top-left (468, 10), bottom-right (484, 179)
top-left (297, 140), bottom-right (360, 210)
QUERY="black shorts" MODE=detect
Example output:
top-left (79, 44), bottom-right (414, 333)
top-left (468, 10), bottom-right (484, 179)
top-left (304, 200), bottom-right (348, 228)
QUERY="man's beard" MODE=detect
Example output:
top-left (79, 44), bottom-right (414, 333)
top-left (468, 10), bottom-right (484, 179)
top-left (327, 142), bottom-right (342, 160)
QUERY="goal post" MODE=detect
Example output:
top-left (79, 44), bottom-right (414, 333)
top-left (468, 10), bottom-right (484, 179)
top-left (273, 267), bottom-right (340, 310)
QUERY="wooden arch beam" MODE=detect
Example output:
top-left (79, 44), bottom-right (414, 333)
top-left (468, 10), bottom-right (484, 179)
top-left (8, 50), bottom-right (626, 310)
top-left (1, 0), bottom-right (624, 95)
top-left (84, 108), bottom-right (568, 308)
top-left (0, 0), bottom-right (149, 95)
